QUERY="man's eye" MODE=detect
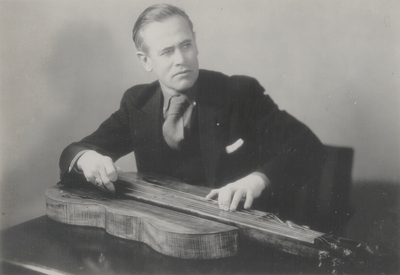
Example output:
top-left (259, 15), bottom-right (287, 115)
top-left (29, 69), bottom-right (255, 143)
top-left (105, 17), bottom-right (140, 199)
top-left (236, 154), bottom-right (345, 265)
top-left (161, 49), bottom-right (173, 56)
top-left (182, 43), bottom-right (191, 49)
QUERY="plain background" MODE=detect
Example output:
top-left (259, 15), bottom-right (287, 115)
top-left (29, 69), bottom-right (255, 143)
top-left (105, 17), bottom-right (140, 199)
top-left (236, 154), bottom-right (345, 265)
top-left (0, 0), bottom-right (399, 229)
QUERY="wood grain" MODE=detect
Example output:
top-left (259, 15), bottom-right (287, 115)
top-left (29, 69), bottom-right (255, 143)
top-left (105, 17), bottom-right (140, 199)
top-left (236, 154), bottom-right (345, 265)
top-left (46, 172), bottom-right (385, 271)
top-left (116, 173), bottom-right (326, 258)
top-left (46, 184), bottom-right (239, 259)
top-left (113, 173), bottom-right (384, 273)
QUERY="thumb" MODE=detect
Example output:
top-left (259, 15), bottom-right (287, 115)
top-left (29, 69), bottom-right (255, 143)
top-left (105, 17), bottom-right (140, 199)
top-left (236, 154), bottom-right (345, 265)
top-left (205, 189), bottom-right (219, 200)
top-left (113, 164), bottom-right (122, 175)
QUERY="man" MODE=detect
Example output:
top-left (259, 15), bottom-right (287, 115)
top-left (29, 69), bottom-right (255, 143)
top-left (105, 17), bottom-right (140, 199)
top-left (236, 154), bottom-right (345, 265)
top-left (59, 4), bottom-right (325, 216)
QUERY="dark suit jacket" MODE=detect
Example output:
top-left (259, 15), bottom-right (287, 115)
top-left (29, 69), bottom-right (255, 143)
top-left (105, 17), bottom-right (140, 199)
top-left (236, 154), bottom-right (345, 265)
top-left (60, 70), bottom-right (325, 213)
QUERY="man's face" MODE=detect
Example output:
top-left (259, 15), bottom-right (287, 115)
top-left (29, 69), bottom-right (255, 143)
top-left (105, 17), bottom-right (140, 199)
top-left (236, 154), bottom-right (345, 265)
top-left (137, 16), bottom-right (199, 95)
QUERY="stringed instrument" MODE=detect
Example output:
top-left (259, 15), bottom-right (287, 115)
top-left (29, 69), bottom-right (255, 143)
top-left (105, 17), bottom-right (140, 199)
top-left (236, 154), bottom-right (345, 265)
top-left (46, 172), bottom-right (384, 272)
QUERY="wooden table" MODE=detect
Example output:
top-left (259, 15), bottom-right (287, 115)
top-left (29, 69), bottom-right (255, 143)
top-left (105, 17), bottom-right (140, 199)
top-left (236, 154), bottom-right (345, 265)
top-left (1, 173), bottom-right (398, 274)
top-left (1, 172), bottom-right (365, 274)
top-left (1, 215), bottom-right (326, 274)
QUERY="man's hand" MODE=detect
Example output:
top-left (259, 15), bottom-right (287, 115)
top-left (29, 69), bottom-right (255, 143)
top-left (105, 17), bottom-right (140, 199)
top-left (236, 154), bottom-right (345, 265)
top-left (205, 172), bottom-right (270, 211)
top-left (76, 150), bottom-right (122, 193)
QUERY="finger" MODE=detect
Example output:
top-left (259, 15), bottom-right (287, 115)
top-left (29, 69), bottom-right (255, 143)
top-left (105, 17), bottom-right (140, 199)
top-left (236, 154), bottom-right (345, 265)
top-left (218, 194), bottom-right (224, 210)
top-left (98, 166), bottom-right (110, 184)
top-left (86, 172), bottom-right (105, 191)
top-left (95, 178), bottom-right (104, 188)
top-left (244, 192), bottom-right (254, 209)
top-left (81, 164), bottom-right (108, 191)
top-left (205, 189), bottom-right (219, 200)
top-left (103, 181), bottom-right (115, 193)
top-left (217, 189), bottom-right (226, 210)
top-left (85, 175), bottom-right (95, 183)
top-left (87, 168), bottom-right (106, 191)
top-left (219, 188), bottom-right (234, 211)
top-left (98, 167), bottom-right (115, 193)
top-left (230, 189), bottom-right (246, 211)
top-left (83, 170), bottom-right (97, 184)
top-left (91, 171), bottom-right (106, 190)
top-left (104, 162), bottom-right (118, 182)
top-left (114, 165), bottom-right (122, 175)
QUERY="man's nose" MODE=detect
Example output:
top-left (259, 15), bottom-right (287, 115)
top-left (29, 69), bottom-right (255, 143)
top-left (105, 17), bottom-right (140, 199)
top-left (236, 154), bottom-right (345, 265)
top-left (174, 49), bottom-right (187, 66)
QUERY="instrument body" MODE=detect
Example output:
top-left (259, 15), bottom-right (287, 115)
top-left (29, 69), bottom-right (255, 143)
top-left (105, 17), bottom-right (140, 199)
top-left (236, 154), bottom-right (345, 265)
top-left (46, 172), bottom-right (383, 273)
top-left (46, 183), bottom-right (238, 259)
top-left (116, 173), bottom-right (326, 258)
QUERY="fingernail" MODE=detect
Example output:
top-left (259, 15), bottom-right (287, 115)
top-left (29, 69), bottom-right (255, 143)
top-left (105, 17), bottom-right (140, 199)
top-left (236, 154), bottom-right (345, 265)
top-left (224, 206), bottom-right (229, 211)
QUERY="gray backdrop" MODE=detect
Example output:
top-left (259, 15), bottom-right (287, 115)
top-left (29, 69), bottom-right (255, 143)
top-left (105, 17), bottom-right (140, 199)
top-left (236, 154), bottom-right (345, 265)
top-left (1, 0), bottom-right (399, 229)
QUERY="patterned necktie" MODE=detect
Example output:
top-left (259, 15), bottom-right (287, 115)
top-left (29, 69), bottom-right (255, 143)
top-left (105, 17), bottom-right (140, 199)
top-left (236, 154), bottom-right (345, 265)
top-left (163, 95), bottom-right (188, 150)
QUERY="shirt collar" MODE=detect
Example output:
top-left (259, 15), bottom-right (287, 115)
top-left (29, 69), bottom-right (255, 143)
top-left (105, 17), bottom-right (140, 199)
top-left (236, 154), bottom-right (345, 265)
top-left (162, 81), bottom-right (198, 114)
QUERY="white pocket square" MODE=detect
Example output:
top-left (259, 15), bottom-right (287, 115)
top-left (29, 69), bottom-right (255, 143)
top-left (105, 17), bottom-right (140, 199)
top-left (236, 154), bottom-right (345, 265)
top-left (225, 139), bottom-right (244, 154)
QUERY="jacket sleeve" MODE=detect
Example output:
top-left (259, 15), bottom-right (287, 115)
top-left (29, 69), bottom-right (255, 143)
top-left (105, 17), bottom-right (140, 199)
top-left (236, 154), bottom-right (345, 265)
top-left (240, 78), bottom-right (326, 196)
top-left (59, 90), bottom-right (134, 180)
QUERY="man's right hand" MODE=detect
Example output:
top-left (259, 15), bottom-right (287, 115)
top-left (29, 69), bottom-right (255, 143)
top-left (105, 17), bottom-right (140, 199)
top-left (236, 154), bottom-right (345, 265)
top-left (76, 150), bottom-right (121, 193)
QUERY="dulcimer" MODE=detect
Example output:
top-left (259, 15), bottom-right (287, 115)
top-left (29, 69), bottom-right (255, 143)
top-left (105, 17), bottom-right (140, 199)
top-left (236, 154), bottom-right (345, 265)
top-left (46, 172), bottom-right (382, 271)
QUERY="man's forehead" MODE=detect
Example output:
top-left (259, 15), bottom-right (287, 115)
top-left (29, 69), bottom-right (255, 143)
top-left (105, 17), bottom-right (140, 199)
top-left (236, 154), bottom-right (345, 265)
top-left (142, 16), bottom-right (193, 50)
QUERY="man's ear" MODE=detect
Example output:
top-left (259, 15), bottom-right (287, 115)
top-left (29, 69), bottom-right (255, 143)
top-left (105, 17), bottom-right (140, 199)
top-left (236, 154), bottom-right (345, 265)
top-left (136, 51), bottom-right (153, 72)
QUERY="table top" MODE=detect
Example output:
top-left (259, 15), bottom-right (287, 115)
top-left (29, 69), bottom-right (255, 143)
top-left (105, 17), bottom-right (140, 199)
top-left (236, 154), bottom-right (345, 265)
top-left (2, 173), bottom-right (398, 274)
top-left (1, 215), bottom-right (326, 274)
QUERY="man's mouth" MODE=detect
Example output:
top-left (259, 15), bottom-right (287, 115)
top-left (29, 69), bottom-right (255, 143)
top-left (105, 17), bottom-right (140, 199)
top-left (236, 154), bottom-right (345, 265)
top-left (174, 70), bottom-right (191, 77)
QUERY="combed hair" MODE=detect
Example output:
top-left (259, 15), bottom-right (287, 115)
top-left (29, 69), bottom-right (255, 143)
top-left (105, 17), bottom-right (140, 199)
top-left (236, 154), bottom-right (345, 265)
top-left (132, 4), bottom-right (194, 53)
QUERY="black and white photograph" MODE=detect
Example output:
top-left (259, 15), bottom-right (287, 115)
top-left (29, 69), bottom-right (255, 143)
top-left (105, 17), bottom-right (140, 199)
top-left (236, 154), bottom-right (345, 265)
top-left (1, 0), bottom-right (399, 274)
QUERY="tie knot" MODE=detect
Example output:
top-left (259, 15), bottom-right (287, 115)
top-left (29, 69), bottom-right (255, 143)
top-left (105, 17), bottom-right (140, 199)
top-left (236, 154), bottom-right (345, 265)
top-left (163, 94), bottom-right (187, 150)
top-left (165, 95), bottom-right (187, 118)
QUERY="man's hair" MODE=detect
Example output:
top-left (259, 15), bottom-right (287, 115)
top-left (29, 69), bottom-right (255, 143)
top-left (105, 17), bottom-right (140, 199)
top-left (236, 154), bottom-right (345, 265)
top-left (132, 4), bottom-right (194, 53)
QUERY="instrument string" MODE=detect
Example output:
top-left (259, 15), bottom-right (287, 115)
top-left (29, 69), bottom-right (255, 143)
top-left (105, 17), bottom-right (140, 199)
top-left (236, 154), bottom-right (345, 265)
top-left (119, 181), bottom-right (322, 241)
top-left (121, 182), bottom-right (321, 240)
top-left (127, 180), bottom-right (310, 232)
top-left (120, 177), bottom-right (321, 240)
top-left (120, 176), bottom-right (287, 224)
top-left (122, 186), bottom-right (319, 242)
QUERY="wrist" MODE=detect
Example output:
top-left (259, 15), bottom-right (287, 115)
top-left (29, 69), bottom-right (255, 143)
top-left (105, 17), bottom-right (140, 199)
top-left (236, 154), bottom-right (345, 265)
top-left (69, 150), bottom-right (91, 173)
top-left (76, 155), bottom-right (84, 171)
top-left (76, 150), bottom-right (94, 171)
top-left (250, 172), bottom-right (270, 189)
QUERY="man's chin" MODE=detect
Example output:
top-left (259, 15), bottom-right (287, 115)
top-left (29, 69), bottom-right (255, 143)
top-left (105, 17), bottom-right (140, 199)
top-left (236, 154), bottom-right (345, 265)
top-left (173, 80), bottom-right (196, 92)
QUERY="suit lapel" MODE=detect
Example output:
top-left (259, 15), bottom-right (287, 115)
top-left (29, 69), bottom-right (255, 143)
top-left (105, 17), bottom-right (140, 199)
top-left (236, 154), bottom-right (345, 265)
top-left (135, 83), bottom-right (164, 174)
top-left (133, 72), bottom-right (232, 186)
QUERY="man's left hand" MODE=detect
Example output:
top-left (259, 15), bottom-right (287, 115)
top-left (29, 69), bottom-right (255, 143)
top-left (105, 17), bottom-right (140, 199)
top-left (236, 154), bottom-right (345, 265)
top-left (205, 172), bottom-right (270, 211)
